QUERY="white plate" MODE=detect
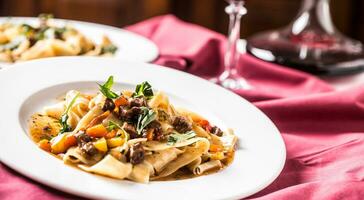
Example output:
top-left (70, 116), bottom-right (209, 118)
top-left (0, 57), bottom-right (285, 200)
top-left (0, 17), bottom-right (159, 68)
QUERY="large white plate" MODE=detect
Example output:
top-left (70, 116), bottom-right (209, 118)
top-left (0, 17), bottom-right (159, 67)
top-left (0, 57), bottom-right (285, 200)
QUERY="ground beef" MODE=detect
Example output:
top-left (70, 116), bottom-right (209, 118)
top-left (123, 123), bottom-right (140, 139)
top-left (102, 98), bottom-right (115, 112)
top-left (148, 121), bottom-right (164, 141)
top-left (75, 130), bottom-right (92, 144)
top-left (172, 116), bottom-right (192, 133)
top-left (81, 142), bottom-right (98, 156)
top-left (129, 143), bottom-right (145, 165)
top-left (129, 97), bottom-right (146, 108)
top-left (118, 107), bottom-right (142, 122)
top-left (74, 131), bottom-right (98, 156)
top-left (210, 126), bottom-right (223, 137)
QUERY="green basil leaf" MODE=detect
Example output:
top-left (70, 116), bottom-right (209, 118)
top-left (136, 107), bottom-right (156, 135)
top-left (59, 93), bottom-right (79, 134)
top-left (132, 81), bottom-right (154, 99)
top-left (101, 44), bottom-right (118, 54)
top-left (167, 131), bottom-right (196, 145)
top-left (98, 76), bottom-right (119, 99)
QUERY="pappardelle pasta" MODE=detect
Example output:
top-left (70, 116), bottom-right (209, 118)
top-left (0, 14), bottom-right (117, 62)
top-left (29, 76), bottom-right (237, 183)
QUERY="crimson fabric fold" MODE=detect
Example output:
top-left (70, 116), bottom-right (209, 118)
top-left (1, 15), bottom-right (364, 200)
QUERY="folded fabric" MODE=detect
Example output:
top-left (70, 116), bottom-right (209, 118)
top-left (1, 14), bottom-right (364, 200)
top-left (252, 86), bottom-right (364, 199)
top-left (126, 15), bottom-right (333, 102)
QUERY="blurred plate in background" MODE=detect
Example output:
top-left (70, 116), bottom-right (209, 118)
top-left (0, 17), bottom-right (159, 68)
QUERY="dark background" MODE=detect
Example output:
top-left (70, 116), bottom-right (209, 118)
top-left (1, 0), bottom-right (363, 42)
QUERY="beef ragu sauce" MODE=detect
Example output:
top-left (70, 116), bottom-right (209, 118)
top-left (28, 76), bottom-right (238, 183)
top-left (158, 153), bottom-right (235, 181)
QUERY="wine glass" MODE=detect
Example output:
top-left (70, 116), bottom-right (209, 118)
top-left (246, 0), bottom-right (364, 76)
top-left (212, 0), bottom-right (251, 90)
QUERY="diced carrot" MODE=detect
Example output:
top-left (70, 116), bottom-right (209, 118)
top-left (198, 119), bottom-right (209, 127)
top-left (105, 129), bottom-right (117, 139)
top-left (114, 96), bottom-right (129, 107)
top-left (86, 111), bottom-right (110, 129)
top-left (146, 129), bottom-right (154, 141)
top-left (82, 94), bottom-right (94, 100)
top-left (86, 124), bottom-right (108, 137)
top-left (64, 134), bottom-right (77, 149)
top-left (209, 144), bottom-right (223, 152)
top-left (198, 119), bottom-right (212, 132)
top-left (38, 139), bottom-right (51, 152)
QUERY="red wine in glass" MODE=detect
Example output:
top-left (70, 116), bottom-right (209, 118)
top-left (246, 0), bottom-right (364, 76)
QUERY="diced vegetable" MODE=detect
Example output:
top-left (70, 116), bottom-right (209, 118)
top-left (64, 134), bottom-right (77, 149)
top-left (210, 152), bottom-right (224, 160)
top-left (86, 124), bottom-right (108, 137)
top-left (146, 129), bottom-right (154, 141)
top-left (209, 144), bottom-right (224, 153)
top-left (106, 137), bottom-right (124, 148)
top-left (198, 119), bottom-right (212, 132)
top-left (105, 129), bottom-right (116, 139)
top-left (93, 137), bottom-right (108, 152)
top-left (50, 133), bottom-right (68, 154)
top-left (114, 96), bottom-right (129, 107)
top-left (38, 139), bottom-right (51, 152)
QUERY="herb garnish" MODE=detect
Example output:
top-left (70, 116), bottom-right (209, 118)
top-left (106, 121), bottom-right (122, 132)
top-left (167, 130), bottom-right (196, 145)
top-left (101, 44), bottom-right (118, 54)
top-left (20, 24), bottom-right (35, 35)
top-left (39, 13), bottom-right (54, 20)
top-left (132, 81), bottom-right (154, 99)
top-left (98, 76), bottom-right (119, 99)
top-left (34, 27), bottom-right (49, 41)
top-left (39, 13), bottom-right (53, 27)
top-left (59, 93), bottom-right (80, 134)
top-left (136, 107), bottom-right (156, 135)
top-left (0, 36), bottom-right (24, 51)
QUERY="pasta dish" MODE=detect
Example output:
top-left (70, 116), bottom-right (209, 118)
top-left (29, 76), bottom-right (237, 183)
top-left (0, 14), bottom-right (117, 62)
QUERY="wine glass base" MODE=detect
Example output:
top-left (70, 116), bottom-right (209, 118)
top-left (210, 76), bottom-right (252, 90)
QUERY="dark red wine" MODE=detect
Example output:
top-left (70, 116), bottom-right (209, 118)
top-left (247, 30), bottom-right (364, 76)
top-left (246, 0), bottom-right (364, 76)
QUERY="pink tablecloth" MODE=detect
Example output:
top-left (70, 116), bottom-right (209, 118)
top-left (2, 15), bottom-right (364, 199)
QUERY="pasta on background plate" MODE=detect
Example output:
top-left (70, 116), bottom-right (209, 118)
top-left (0, 14), bottom-right (117, 63)
top-left (29, 76), bottom-right (237, 183)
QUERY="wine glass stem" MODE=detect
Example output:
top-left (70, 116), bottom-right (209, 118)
top-left (222, 1), bottom-right (247, 80)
